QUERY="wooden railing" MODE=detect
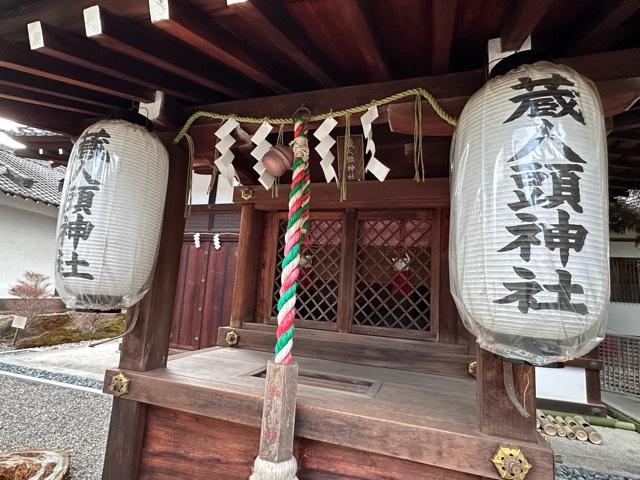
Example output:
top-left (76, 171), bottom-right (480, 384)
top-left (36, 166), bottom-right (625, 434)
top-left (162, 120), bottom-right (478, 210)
top-left (599, 335), bottom-right (640, 396)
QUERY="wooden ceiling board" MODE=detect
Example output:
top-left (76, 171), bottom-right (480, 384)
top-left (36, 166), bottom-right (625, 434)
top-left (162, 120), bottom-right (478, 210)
top-left (286, 0), bottom-right (391, 84)
top-left (366, 0), bottom-right (431, 78)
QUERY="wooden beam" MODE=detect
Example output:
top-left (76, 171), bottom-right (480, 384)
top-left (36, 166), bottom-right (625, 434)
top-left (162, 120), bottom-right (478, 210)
top-left (336, 209), bottom-right (357, 333)
top-left (27, 21), bottom-right (206, 103)
top-left (185, 47), bottom-right (640, 128)
top-left (477, 347), bottom-right (538, 442)
top-left (430, 0), bottom-right (457, 74)
top-left (566, 0), bottom-right (640, 55)
top-left (0, 38), bottom-right (153, 102)
top-left (500, 0), bottom-right (554, 51)
top-left (149, 0), bottom-right (289, 94)
top-left (245, 0), bottom-right (338, 88)
top-left (0, 98), bottom-right (86, 135)
top-left (0, 84), bottom-right (109, 116)
top-left (0, 68), bottom-right (131, 110)
top-left (83, 6), bottom-right (234, 99)
top-left (234, 178), bottom-right (450, 211)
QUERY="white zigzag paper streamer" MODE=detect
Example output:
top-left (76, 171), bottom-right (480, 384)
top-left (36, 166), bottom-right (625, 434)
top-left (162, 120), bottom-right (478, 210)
top-left (361, 105), bottom-right (389, 181)
top-left (313, 117), bottom-right (337, 183)
top-left (250, 122), bottom-right (275, 190)
top-left (214, 119), bottom-right (239, 186)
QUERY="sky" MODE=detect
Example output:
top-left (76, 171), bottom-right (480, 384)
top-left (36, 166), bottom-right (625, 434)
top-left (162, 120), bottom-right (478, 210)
top-left (0, 117), bottom-right (27, 149)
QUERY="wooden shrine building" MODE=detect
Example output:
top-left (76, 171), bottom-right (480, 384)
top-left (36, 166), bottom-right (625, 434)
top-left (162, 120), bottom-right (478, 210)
top-left (0, 1), bottom-right (639, 479)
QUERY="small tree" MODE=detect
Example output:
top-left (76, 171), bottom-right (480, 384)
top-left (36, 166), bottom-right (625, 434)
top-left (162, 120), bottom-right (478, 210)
top-left (8, 271), bottom-right (51, 323)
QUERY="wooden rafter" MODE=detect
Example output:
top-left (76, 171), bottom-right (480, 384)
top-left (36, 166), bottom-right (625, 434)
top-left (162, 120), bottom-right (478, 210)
top-left (149, 0), bottom-right (289, 94)
top-left (27, 21), bottom-right (212, 103)
top-left (0, 68), bottom-right (131, 110)
top-left (83, 6), bottom-right (239, 100)
top-left (500, 0), bottom-right (554, 51)
top-left (566, 0), bottom-right (640, 55)
top-left (0, 38), bottom-right (153, 102)
top-left (430, 0), bottom-right (457, 74)
top-left (613, 110), bottom-right (640, 132)
top-left (244, 0), bottom-right (338, 88)
top-left (336, 0), bottom-right (390, 81)
top-left (0, 83), bottom-right (108, 116)
top-left (609, 130), bottom-right (640, 142)
top-left (0, 98), bottom-right (85, 135)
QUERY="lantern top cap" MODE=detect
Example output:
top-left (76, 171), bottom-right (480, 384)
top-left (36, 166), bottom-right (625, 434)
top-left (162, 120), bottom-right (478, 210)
top-left (489, 50), bottom-right (552, 80)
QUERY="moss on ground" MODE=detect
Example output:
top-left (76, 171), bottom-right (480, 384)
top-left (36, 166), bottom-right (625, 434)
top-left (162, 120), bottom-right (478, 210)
top-left (15, 313), bottom-right (125, 349)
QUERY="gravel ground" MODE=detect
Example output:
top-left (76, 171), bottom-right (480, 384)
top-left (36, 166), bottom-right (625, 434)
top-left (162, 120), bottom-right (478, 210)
top-left (0, 362), bottom-right (103, 389)
top-left (556, 464), bottom-right (640, 480)
top-left (0, 374), bottom-right (112, 480)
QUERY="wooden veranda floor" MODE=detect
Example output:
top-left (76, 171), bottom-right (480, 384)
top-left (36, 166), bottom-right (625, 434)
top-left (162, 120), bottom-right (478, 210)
top-left (105, 347), bottom-right (554, 479)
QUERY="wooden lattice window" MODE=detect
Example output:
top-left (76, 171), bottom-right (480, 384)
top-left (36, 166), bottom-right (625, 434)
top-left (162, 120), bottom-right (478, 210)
top-left (610, 257), bottom-right (640, 303)
top-left (352, 214), bottom-right (433, 338)
top-left (266, 210), bottom-right (439, 339)
top-left (272, 214), bottom-right (343, 324)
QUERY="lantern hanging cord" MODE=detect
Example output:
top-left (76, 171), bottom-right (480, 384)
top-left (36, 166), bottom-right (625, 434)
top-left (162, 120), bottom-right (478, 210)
top-left (172, 87), bottom-right (458, 144)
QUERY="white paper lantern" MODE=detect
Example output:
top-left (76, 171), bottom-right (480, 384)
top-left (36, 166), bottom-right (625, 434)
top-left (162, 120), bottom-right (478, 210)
top-left (55, 119), bottom-right (169, 310)
top-left (449, 61), bottom-right (609, 365)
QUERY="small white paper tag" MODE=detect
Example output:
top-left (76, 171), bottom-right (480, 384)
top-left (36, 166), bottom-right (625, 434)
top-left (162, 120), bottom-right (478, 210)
top-left (259, 171), bottom-right (275, 189)
top-left (251, 140), bottom-right (271, 161)
top-left (252, 122), bottom-right (273, 145)
top-left (366, 156), bottom-right (390, 181)
top-left (313, 117), bottom-right (338, 140)
top-left (216, 134), bottom-right (235, 154)
top-left (360, 105), bottom-right (379, 137)
top-left (253, 161), bottom-right (266, 174)
top-left (315, 135), bottom-right (336, 158)
top-left (215, 118), bottom-right (239, 139)
top-left (366, 138), bottom-right (376, 156)
top-left (217, 149), bottom-right (234, 166)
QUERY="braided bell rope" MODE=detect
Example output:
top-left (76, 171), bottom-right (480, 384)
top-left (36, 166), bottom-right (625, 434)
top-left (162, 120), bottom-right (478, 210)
top-left (274, 116), bottom-right (310, 364)
top-left (173, 87), bottom-right (457, 144)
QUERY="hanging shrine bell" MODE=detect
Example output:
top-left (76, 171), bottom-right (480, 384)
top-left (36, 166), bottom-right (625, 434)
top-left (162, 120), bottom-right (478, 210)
top-left (55, 118), bottom-right (169, 310)
top-left (449, 60), bottom-right (609, 365)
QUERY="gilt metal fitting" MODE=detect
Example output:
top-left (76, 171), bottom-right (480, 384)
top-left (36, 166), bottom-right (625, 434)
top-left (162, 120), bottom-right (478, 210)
top-left (491, 445), bottom-right (532, 480)
top-left (108, 372), bottom-right (130, 397)
top-left (225, 329), bottom-right (239, 346)
top-left (241, 186), bottom-right (254, 200)
top-left (468, 360), bottom-right (477, 378)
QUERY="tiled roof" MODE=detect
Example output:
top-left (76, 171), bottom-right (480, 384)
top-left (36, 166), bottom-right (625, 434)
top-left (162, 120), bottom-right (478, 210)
top-left (0, 148), bottom-right (65, 207)
top-left (1, 124), bottom-right (63, 137)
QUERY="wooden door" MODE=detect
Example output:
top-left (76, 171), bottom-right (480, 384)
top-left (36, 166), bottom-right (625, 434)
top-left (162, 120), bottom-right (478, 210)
top-left (170, 234), bottom-right (238, 350)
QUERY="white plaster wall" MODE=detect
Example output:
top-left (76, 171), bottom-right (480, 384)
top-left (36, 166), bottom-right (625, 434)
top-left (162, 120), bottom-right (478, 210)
top-left (608, 233), bottom-right (640, 336)
top-left (0, 195), bottom-right (58, 297)
top-left (536, 366), bottom-right (587, 403)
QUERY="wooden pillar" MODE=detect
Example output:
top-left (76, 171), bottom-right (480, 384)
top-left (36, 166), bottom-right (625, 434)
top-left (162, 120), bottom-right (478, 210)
top-left (336, 209), bottom-right (357, 333)
top-left (102, 141), bottom-right (189, 480)
top-left (477, 346), bottom-right (538, 443)
top-left (230, 203), bottom-right (263, 328)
